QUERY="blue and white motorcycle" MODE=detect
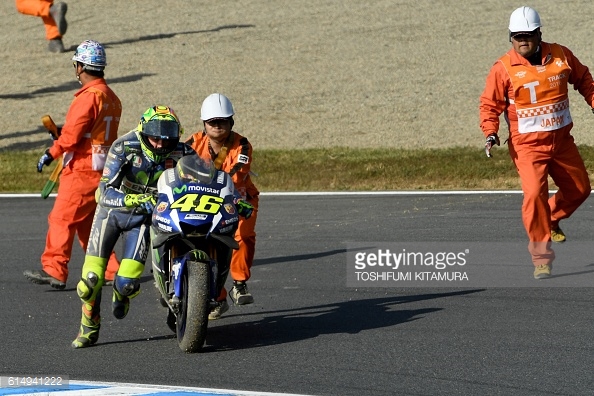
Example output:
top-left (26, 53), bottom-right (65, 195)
top-left (150, 154), bottom-right (240, 352)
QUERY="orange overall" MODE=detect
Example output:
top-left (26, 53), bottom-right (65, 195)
top-left (42, 78), bottom-right (122, 283)
top-left (15, 0), bottom-right (60, 40)
top-left (480, 42), bottom-right (594, 265)
top-left (187, 131), bottom-right (260, 300)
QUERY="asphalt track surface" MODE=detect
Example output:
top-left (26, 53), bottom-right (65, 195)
top-left (1, 193), bottom-right (594, 396)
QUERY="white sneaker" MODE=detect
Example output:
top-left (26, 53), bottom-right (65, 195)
top-left (230, 281), bottom-right (254, 305)
top-left (208, 299), bottom-right (229, 320)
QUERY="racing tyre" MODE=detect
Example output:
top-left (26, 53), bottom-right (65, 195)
top-left (176, 260), bottom-right (210, 352)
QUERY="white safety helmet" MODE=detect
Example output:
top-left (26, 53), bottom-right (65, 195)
top-left (200, 93), bottom-right (235, 121)
top-left (509, 6), bottom-right (541, 37)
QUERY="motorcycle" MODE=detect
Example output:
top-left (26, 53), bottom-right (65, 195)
top-left (150, 154), bottom-right (240, 352)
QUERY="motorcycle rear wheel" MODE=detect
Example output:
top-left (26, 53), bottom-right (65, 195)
top-left (176, 259), bottom-right (210, 352)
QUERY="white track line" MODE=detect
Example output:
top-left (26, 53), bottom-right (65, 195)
top-left (0, 380), bottom-right (314, 396)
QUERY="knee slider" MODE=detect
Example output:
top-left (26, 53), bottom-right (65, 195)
top-left (77, 271), bottom-right (102, 302)
top-left (114, 275), bottom-right (140, 298)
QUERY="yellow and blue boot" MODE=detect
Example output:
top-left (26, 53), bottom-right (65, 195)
top-left (72, 258), bottom-right (105, 348)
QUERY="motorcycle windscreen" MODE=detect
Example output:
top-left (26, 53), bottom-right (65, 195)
top-left (176, 154), bottom-right (216, 184)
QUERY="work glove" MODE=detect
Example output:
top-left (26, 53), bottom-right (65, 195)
top-left (37, 149), bottom-right (53, 172)
top-left (484, 133), bottom-right (500, 158)
top-left (236, 199), bottom-right (254, 219)
top-left (124, 193), bottom-right (157, 214)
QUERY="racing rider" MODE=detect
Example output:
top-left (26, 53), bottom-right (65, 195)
top-left (72, 105), bottom-right (195, 348)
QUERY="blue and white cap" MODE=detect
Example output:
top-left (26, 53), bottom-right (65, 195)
top-left (72, 40), bottom-right (107, 71)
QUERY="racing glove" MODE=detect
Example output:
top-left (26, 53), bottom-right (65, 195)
top-left (124, 193), bottom-right (157, 213)
top-left (484, 133), bottom-right (500, 158)
top-left (37, 149), bottom-right (53, 172)
top-left (236, 199), bottom-right (254, 219)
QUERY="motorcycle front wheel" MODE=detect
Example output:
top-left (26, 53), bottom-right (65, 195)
top-left (176, 259), bottom-right (211, 352)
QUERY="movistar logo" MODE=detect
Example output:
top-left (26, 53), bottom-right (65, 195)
top-left (173, 185), bottom-right (187, 194)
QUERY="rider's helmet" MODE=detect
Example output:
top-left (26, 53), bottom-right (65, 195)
top-left (508, 6), bottom-right (541, 41)
top-left (137, 105), bottom-right (183, 163)
top-left (176, 154), bottom-right (216, 184)
top-left (200, 93), bottom-right (235, 127)
top-left (72, 40), bottom-right (107, 71)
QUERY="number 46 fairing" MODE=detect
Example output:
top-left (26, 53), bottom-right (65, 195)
top-left (150, 154), bottom-right (240, 352)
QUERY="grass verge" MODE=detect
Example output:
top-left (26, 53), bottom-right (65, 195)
top-left (4, 146), bottom-right (594, 193)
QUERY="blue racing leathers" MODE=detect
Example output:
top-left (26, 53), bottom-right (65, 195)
top-left (74, 129), bottom-right (195, 347)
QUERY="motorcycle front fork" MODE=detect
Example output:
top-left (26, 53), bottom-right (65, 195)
top-left (168, 244), bottom-right (218, 313)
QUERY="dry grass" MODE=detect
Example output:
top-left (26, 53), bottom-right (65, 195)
top-left (6, 146), bottom-right (594, 193)
top-left (253, 147), bottom-right (522, 191)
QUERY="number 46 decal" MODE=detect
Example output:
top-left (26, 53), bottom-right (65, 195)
top-left (170, 193), bottom-right (223, 213)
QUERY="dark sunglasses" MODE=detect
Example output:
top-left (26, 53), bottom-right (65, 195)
top-left (512, 32), bottom-right (537, 40)
top-left (205, 118), bottom-right (230, 126)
